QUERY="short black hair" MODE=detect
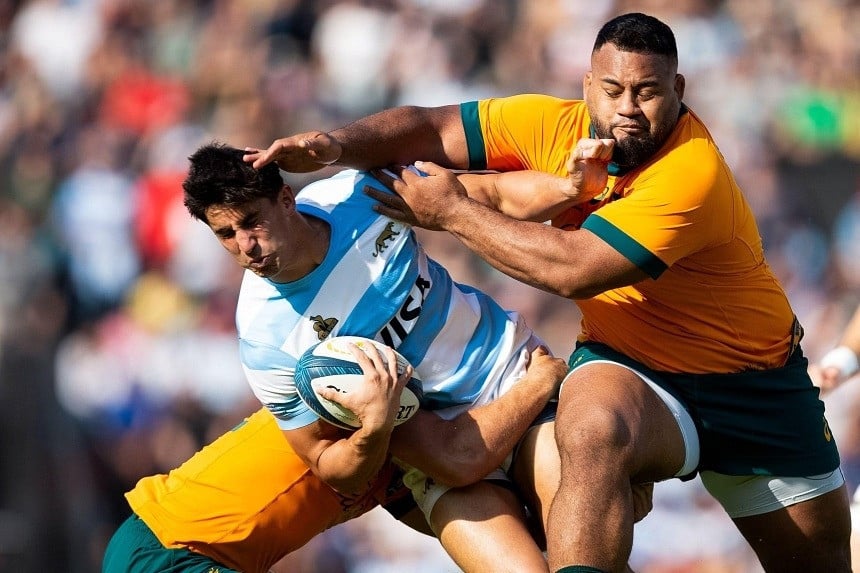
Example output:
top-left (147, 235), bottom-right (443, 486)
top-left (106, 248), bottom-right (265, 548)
top-left (593, 13), bottom-right (677, 62)
top-left (182, 142), bottom-right (284, 223)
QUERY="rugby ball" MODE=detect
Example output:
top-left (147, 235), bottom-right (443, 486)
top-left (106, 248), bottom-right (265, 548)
top-left (295, 336), bottom-right (423, 430)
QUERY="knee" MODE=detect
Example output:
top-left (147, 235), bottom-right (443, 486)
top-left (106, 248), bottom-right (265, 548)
top-left (556, 405), bottom-right (634, 467)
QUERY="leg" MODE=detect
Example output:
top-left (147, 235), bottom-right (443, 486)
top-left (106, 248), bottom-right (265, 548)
top-left (547, 363), bottom-right (688, 573)
top-left (430, 481), bottom-right (549, 573)
top-left (511, 421), bottom-right (560, 550)
top-left (512, 422), bottom-right (655, 551)
top-left (732, 486), bottom-right (851, 572)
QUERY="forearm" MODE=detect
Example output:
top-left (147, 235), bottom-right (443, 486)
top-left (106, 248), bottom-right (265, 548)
top-left (442, 197), bottom-right (601, 299)
top-left (330, 105), bottom-right (469, 170)
top-left (390, 364), bottom-right (560, 487)
top-left (457, 171), bottom-right (584, 222)
top-left (316, 428), bottom-right (393, 497)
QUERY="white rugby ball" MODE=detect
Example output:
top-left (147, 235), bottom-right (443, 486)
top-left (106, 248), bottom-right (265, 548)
top-left (294, 336), bottom-right (423, 430)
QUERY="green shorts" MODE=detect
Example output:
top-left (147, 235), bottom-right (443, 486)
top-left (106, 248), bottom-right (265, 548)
top-left (102, 514), bottom-right (239, 573)
top-left (568, 342), bottom-right (841, 477)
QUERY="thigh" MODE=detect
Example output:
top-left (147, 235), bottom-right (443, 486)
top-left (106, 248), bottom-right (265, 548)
top-left (731, 485), bottom-right (851, 572)
top-left (558, 361), bottom-right (688, 482)
top-left (510, 421), bottom-right (560, 547)
top-left (429, 481), bottom-right (548, 573)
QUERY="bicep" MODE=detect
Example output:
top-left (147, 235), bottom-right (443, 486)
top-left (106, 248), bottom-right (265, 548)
top-left (570, 228), bottom-right (650, 297)
top-left (541, 226), bottom-right (649, 299)
top-left (388, 105), bottom-right (470, 169)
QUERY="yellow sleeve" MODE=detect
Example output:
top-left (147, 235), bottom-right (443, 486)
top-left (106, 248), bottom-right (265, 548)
top-left (462, 95), bottom-right (588, 175)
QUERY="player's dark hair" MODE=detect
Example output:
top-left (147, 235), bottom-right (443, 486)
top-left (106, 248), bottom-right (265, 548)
top-left (182, 142), bottom-right (284, 223)
top-left (593, 13), bottom-right (677, 62)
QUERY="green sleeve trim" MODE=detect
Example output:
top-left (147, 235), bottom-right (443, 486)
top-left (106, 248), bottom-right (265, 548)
top-left (582, 215), bottom-right (667, 279)
top-left (460, 101), bottom-right (487, 170)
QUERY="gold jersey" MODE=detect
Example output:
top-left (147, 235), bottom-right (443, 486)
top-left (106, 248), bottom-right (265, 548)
top-left (464, 94), bottom-right (797, 373)
top-left (126, 408), bottom-right (382, 573)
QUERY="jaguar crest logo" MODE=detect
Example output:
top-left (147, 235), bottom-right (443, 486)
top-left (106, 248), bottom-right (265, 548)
top-left (310, 315), bottom-right (338, 341)
top-left (373, 222), bottom-right (400, 257)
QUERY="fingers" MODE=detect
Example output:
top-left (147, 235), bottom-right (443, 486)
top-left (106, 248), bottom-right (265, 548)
top-left (411, 160), bottom-right (442, 176)
top-left (567, 138), bottom-right (615, 170)
top-left (246, 140), bottom-right (284, 169)
top-left (349, 343), bottom-right (403, 391)
top-left (370, 167), bottom-right (403, 186)
top-left (382, 347), bottom-right (411, 392)
top-left (363, 185), bottom-right (407, 208)
top-left (349, 342), bottom-right (384, 376)
top-left (531, 345), bottom-right (550, 358)
top-left (242, 132), bottom-right (338, 170)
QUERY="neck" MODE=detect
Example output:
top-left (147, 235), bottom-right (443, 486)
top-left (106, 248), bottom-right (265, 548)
top-left (271, 214), bottom-right (331, 284)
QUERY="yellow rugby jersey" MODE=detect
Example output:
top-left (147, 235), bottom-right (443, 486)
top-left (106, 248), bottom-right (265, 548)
top-left (126, 408), bottom-right (375, 573)
top-left (462, 94), bottom-right (797, 373)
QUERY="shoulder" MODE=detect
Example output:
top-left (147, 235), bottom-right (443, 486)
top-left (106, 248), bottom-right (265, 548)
top-left (475, 94), bottom-right (586, 122)
top-left (639, 110), bottom-right (729, 200)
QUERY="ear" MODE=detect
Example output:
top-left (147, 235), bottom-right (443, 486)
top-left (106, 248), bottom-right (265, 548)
top-left (279, 184), bottom-right (296, 211)
top-left (583, 71), bottom-right (593, 95)
top-left (674, 73), bottom-right (686, 101)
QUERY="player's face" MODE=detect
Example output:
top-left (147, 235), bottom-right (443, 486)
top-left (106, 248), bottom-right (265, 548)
top-left (205, 186), bottom-right (312, 282)
top-left (584, 43), bottom-right (685, 169)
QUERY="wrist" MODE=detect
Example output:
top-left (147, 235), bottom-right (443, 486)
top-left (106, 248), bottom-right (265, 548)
top-left (353, 422), bottom-right (394, 446)
top-left (820, 346), bottom-right (860, 379)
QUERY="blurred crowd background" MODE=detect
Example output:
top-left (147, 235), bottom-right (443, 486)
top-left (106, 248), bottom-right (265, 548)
top-left (0, 0), bottom-right (858, 571)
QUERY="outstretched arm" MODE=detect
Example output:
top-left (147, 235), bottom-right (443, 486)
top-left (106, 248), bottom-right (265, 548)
top-left (245, 105), bottom-right (468, 172)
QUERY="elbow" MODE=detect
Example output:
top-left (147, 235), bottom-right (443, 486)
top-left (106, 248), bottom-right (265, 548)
top-left (433, 457), bottom-right (490, 488)
top-left (565, 285), bottom-right (604, 300)
top-left (545, 280), bottom-right (595, 301)
top-left (544, 272), bottom-right (611, 300)
top-left (433, 441), bottom-right (500, 487)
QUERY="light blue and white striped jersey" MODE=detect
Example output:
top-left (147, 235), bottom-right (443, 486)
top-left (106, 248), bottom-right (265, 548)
top-left (237, 169), bottom-right (539, 430)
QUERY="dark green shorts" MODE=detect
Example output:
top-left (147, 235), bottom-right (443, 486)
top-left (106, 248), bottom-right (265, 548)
top-left (102, 514), bottom-right (239, 573)
top-left (568, 342), bottom-right (841, 477)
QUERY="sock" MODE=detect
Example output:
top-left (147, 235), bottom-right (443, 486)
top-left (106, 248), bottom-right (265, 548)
top-left (555, 567), bottom-right (609, 573)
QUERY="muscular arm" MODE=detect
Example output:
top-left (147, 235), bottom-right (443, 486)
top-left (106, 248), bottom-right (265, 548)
top-left (372, 164), bottom-right (648, 299)
top-left (389, 347), bottom-right (566, 487)
top-left (246, 105), bottom-right (469, 172)
top-left (284, 345), bottom-right (406, 497)
top-left (443, 200), bottom-right (643, 299)
top-left (331, 105), bottom-right (469, 170)
top-left (285, 421), bottom-right (391, 497)
top-left (457, 168), bottom-right (602, 222)
top-left (285, 347), bottom-right (566, 495)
